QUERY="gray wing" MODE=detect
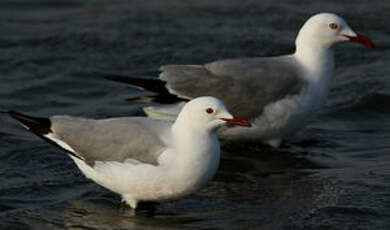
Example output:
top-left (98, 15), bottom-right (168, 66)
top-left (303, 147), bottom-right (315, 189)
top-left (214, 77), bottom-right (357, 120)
top-left (50, 116), bottom-right (172, 166)
top-left (160, 56), bottom-right (307, 121)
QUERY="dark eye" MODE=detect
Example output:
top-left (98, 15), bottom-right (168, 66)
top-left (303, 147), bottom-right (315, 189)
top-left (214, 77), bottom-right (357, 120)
top-left (205, 108), bottom-right (214, 114)
top-left (329, 23), bottom-right (339, 30)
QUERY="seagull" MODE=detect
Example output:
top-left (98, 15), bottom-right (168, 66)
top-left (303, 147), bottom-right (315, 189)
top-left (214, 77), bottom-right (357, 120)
top-left (8, 96), bottom-right (251, 209)
top-left (104, 12), bottom-right (374, 148)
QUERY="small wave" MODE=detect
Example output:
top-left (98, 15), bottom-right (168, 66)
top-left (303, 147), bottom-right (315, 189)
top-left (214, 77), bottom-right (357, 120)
top-left (352, 93), bottom-right (390, 114)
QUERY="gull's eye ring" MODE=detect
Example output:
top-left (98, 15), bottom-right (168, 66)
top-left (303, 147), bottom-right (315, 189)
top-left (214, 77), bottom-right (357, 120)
top-left (206, 108), bottom-right (214, 114)
top-left (329, 23), bottom-right (339, 30)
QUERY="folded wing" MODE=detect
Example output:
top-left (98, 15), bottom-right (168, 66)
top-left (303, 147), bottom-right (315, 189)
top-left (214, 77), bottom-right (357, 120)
top-left (9, 111), bottom-right (171, 167)
top-left (160, 56), bottom-right (306, 121)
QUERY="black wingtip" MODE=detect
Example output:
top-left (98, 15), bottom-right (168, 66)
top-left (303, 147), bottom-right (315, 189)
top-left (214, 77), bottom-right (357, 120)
top-left (8, 111), bottom-right (85, 161)
top-left (104, 75), bottom-right (134, 84)
top-left (105, 74), bottom-right (168, 92)
top-left (103, 74), bottom-right (149, 87)
top-left (8, 111), bottom-right (52, 135)
top-left (125, 94), bottom-right (187, 104)
top-left (103, 73), bottom-right (189, 104)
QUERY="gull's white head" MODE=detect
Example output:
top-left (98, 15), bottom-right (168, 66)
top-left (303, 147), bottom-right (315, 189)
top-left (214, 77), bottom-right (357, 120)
top-left (175, 96), bottom-right (251, 132)
top-left (295, 12), bottom-right (374, 50)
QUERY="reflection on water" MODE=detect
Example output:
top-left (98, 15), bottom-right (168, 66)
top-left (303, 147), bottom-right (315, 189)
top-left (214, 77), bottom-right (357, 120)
top-left (59, 200), bottom-right (195, 230)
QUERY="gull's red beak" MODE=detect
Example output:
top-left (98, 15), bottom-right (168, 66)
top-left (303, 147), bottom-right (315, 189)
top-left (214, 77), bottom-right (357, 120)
top-left (220, 117), bottom-right (251, 127)
top-left (343, 34), bottom-right (375, 48)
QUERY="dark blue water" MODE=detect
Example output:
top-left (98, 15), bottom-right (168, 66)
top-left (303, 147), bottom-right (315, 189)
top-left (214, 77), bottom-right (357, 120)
top-left (1, 0), bottom-right (390, 229)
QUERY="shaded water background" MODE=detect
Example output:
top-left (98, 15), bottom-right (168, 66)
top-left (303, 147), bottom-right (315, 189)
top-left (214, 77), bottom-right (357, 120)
top-left (1, 0), bottom-right (390, 229)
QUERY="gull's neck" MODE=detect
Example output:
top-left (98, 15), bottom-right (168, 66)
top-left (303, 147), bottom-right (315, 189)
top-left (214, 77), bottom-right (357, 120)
top-left (171, 116), bottom-right (220, 168)
top-left (171, 119), bottom-right (218, 153)
top-left (293, 40), bottom-right (336, 109)
top-left (294, 41), bottom-right (335, 84)
top-left (169, 120), bottom-right (220, 193)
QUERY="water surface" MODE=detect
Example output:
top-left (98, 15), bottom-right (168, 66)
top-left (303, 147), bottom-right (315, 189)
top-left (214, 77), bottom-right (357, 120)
top-left (1, 0), bottom-right (390, 229)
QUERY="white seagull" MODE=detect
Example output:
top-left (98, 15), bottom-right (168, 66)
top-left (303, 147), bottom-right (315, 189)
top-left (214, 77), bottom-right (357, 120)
top-left (8, 96), bottom-right (251, 209)
top-left (105, 12), bottom-right (374, 147)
